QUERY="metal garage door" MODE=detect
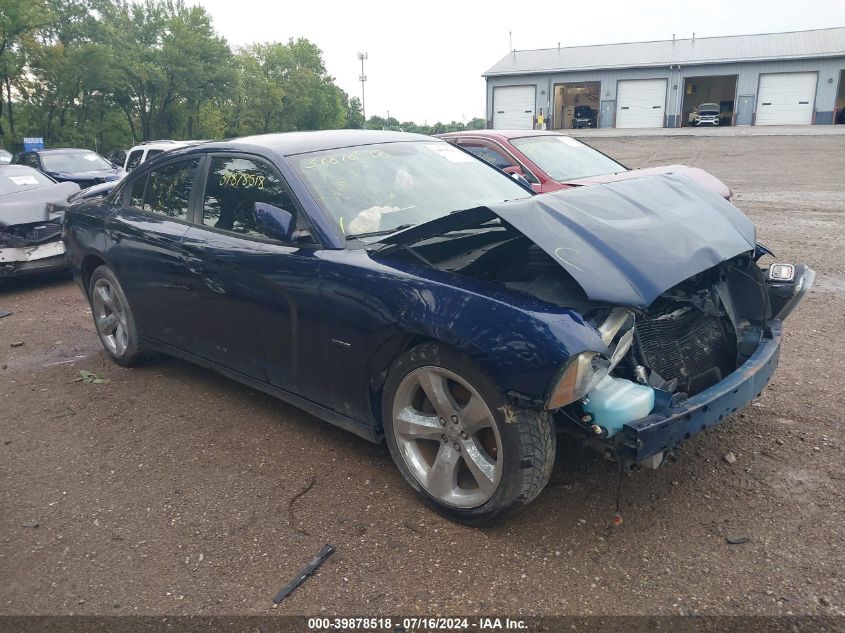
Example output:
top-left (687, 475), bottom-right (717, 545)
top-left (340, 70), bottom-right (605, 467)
top-left (615, 79), bottom-right (667, 128)
top-left (756, 73), bottom-right (817, 125)
top-left (493, 86), bottom-right (535, 130)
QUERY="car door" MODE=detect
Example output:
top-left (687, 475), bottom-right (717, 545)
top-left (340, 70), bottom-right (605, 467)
top-left (106, 156), bottom-right (201, 351)
top-left (179, 153), bottom-right (325, 395)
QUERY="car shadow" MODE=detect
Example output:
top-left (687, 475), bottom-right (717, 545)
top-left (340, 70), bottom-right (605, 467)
top-left (0, 270), bottom-right (74, 295)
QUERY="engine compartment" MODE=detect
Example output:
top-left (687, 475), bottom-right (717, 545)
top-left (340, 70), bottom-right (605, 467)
top-left (378, 225), bottom-right (771, 441)
top-left (0, 218), bottom-right (63, 248)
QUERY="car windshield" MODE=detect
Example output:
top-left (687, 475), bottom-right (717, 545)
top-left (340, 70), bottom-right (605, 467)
top-left (0, 167), bottom-right (53, 195)
top-left (510, 135), bottom-right (626, 182)
top-left (40, 151), bottom-right (113, 172)
top-left (291, 141), bottom-right (532, 240)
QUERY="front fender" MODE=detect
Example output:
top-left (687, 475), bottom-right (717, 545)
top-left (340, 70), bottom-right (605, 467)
top-left (349, 250), bottom-right (608, 401)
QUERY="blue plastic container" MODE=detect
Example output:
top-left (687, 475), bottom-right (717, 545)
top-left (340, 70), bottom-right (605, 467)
top-left (583, 375), bottom-right (655, 437)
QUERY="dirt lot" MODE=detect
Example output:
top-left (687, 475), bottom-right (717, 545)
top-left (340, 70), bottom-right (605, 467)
top-left (1, 134), bottom-right (843, 617)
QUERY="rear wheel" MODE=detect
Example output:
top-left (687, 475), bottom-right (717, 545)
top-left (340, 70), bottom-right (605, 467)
top-left (88, 266), bottom-right (145, 366)
top-left (382, 343), bottom-right (555, 525)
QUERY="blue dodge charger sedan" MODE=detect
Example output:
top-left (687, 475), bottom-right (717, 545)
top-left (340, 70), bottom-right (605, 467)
top-left (62, 130), bottom-right (812, 524)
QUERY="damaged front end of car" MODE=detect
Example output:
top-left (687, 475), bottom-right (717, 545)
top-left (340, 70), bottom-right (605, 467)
top-left (373, 172), bottom-right (812, 471)
top-left (547, 253), bottom-right (813, 470)
top-left (0, 181), bottom-right (79, 278)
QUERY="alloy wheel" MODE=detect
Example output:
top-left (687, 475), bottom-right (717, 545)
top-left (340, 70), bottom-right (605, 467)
top-left (91, 278), bottom-right (129, 357)
top-left (391, 366), bottom-right (502, 508)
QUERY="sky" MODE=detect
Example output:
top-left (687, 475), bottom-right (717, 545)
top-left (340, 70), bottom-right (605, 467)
top-left (193, 0), bottom-right (844, 124)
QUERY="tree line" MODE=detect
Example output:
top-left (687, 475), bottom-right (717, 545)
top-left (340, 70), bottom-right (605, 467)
top-left (0, 0), bottom-right (484, 154)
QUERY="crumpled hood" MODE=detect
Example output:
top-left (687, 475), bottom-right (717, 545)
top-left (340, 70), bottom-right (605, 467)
top-left (380, 173), bottom-right (756, 309)
top-left (562, 164), bottom-right (732, 199)
top-left (0, 181), bottom-right (80, 227)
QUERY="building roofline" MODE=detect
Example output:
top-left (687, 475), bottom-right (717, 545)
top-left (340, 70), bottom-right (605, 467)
top-left (503, 26), bottom-right (845, 56)
top-left (483, 26), bottom-right (845, 77)
top-left (483, 51), bottom-right (845, 77)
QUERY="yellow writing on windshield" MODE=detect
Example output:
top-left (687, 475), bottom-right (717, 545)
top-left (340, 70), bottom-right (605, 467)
top-left (302, 149), bottom-right (390, 170)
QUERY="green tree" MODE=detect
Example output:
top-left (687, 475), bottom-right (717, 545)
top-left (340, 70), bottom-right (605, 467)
top-left (102, 0), bottom-right (231, 142)
top-left (227, 38), bottom-right (344, 136)
top-left (345, 95), bottom-right (364, 129)
top-left (0, 0), bottom-right (51, 141)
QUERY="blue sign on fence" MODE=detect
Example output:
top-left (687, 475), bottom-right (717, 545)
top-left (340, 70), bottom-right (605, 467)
top-left (23, 137), bottom-right (45, 151)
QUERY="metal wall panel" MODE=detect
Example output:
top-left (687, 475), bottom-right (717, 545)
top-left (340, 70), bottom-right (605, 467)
top-left (486, 57), bottom-right (845, 126)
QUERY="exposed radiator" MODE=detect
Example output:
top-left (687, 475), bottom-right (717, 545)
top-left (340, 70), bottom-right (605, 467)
top-left (636, 306), bottom-right (736, 395)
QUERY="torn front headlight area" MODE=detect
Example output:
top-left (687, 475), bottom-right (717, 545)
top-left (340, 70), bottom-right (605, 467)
top-left (545, 308), bottom-right (636, 410)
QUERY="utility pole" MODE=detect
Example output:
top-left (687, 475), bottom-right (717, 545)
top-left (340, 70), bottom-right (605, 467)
top-left (358, 52), bottom-right (368, 123)
top-left (386, 109), bottom-right (390, 130)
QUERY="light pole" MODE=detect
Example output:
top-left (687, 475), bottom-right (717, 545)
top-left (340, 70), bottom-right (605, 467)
top-left (357, 52), bottom-right (368, 124)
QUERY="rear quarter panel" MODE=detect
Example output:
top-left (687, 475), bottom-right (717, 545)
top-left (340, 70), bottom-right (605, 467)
top-left (62, 197), bottom-right (115, 289)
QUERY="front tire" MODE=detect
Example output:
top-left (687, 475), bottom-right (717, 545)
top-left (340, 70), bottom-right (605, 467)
top-left (88, 265), bottom-right (145, 367)
top-left (382, 343), bottom-right (555, 525)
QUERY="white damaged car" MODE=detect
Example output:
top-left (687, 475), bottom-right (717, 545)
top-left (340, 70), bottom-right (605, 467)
top-left (0, 165), bottom-right (79, 278)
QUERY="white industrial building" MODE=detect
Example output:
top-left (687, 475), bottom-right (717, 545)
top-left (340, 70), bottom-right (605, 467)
top-left (483, 27), bottom-right (845, 129)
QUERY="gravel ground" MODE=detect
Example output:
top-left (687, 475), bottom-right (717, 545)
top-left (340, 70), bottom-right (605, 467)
top-left (1, 134), bottom-right (843, 618)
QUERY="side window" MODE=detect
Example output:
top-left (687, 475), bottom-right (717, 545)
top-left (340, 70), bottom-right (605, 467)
top-left (144, 149), bottom-right (163, 163)
top-left (462, 144), bottom-right (514, 170)
top-left (127, 173), bottom-right (147, 208)
top-left (202, 156), bottom-right (299, 239)
top-left (125, 150), bottom-right (143, 172)
top-left (19, 153), bottom-right (39, 169)
top-left (143, 158), bottom-right (200, 220)
top-left (460, 141), bottom-right (539, 185)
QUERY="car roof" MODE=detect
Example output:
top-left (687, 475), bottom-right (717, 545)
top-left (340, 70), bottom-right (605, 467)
top-left (439, 129), bottom-right (577, 142)
top-left (128, 140), bottom-right (197, 152)
top-left (192, 129), bottom-right (437, 157)
top-left (32, 148), bottom-right (97, 155)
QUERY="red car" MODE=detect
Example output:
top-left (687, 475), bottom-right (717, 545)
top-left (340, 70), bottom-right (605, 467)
top-left (438, 130), bottom-right (731, 199)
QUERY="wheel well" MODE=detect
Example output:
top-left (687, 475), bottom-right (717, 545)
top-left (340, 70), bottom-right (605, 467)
top-left (80, 255), bottom-right (106, 296)
top-left (366, 334), bottom-right (498, 433)
top-left (367, 332), bottom-right (433, 432)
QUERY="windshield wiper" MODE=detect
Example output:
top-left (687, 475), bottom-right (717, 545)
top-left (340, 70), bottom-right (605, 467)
top-left (346, 224), bottom-right (416, 240)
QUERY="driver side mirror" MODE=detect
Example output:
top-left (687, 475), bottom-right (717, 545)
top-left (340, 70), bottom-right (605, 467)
top-left (254, 202), bottom-right (294, 241)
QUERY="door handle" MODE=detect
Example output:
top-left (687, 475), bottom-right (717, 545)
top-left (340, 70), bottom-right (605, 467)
top-left (182, 255), bottom-right (204, 274)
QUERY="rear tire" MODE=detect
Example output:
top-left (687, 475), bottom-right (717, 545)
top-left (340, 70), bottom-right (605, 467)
top-left (382, 343), bottom-right (555, 525)
top-left (88, 265), bottom-right (145, 367)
